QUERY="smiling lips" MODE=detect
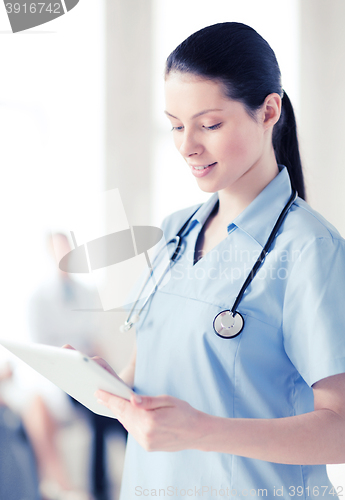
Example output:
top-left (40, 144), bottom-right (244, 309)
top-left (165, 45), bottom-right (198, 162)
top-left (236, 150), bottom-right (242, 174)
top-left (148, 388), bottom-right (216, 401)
top-left (189, 162), bottom-right (217, 177)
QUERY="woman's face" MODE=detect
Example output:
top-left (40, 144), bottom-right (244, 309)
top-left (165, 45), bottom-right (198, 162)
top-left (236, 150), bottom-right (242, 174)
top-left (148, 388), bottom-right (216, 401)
top-left (164, 72), bottom-right (273, 195)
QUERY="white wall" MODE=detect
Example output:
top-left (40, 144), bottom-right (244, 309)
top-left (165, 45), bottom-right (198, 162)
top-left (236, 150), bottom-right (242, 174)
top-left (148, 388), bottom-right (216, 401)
top-left (299, 0), bottom-right (345, 237)
top-left (0, 2), bottom-right (105, 340)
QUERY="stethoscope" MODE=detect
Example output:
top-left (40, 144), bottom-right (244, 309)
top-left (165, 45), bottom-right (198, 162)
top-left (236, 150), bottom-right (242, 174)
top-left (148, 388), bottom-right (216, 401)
top-left (121, 190), bottom-right (297, 339)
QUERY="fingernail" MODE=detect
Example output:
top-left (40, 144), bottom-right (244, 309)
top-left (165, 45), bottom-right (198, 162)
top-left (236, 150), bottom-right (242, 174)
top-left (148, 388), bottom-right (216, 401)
top-left (133, 393), bottom-right (142, 404)
top-left (97, 399), bottom-right (106, 406)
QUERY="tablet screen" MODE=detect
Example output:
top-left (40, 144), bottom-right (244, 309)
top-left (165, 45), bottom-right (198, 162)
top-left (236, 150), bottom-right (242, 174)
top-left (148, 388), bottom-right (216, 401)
top-left (0, 340), bottom-right (134, 419)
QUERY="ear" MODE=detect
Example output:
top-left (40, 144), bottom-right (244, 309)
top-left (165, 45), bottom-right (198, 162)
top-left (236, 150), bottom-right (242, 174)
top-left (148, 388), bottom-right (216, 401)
top-left (261, 93), bottom-right (281, 129)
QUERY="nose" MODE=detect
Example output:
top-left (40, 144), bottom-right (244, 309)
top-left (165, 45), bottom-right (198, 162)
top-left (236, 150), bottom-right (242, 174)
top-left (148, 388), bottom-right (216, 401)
top-left (178, 130), bottom-right (204, 158)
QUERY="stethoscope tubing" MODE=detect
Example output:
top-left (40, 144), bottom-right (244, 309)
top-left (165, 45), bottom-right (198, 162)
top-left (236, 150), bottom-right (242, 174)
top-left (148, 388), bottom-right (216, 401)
top-left (230, 189), bottom-right (298, 314)
top-left (136, 241), bottom-right (180, 315)
top-left (121, 235), bottom-right (184, 331)
top-left (212, 189), bottom-right (297, 339)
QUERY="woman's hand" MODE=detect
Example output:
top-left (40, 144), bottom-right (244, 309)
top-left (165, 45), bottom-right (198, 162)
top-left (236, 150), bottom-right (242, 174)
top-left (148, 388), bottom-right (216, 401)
top-left (95, 390), bottom-right (205, 452)
top-left (95, 373), bottom-right (345, 464)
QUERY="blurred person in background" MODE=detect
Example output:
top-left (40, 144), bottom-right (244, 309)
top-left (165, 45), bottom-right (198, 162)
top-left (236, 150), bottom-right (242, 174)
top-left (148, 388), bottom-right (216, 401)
top-left (0, 360), bottom-right (41, 500)
top-left (24, 232), bottom-right (126, 500)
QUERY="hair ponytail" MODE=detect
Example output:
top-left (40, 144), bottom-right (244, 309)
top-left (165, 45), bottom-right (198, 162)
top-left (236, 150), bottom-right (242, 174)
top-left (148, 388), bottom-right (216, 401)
top-left (165, 22), bottom-right (306, 200)
top-left (273, 92), bottom-right (306, 200)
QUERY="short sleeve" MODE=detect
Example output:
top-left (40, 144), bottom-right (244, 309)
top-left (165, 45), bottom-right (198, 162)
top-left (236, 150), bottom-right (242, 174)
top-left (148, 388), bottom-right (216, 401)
top-left (283, 236), bottom-right (345, 387)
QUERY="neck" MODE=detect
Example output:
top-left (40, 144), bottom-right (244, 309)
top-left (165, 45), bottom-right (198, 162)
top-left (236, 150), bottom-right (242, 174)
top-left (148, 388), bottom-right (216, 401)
top-left (216, 153), bottom-right (279, 225)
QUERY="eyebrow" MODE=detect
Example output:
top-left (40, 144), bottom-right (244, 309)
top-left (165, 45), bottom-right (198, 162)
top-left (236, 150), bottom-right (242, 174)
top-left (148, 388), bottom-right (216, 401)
top-left (164, 108), bottom-right (223, 120)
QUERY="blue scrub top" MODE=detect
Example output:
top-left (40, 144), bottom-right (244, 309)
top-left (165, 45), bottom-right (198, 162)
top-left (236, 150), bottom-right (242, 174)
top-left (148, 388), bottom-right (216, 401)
top-left (119, 166), bottom-right (345, 500)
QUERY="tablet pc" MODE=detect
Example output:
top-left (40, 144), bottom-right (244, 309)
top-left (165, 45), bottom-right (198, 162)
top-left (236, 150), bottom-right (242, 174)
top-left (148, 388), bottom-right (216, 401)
top-left (0, 339), bottom-right (134, 419)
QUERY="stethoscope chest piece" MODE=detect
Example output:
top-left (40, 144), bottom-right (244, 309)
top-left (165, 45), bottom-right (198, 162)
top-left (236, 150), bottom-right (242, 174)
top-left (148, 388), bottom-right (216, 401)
top-left (213, 310), bottom-right (244, 339)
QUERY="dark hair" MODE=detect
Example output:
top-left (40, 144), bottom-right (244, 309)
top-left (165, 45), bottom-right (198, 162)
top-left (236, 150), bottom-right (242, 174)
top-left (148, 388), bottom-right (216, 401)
top-left (165, 22), bottom-right (306, 200)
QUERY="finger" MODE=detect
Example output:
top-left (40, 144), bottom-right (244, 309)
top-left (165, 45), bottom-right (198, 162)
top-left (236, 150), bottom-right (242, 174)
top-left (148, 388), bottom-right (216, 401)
top-left (62, 344), bottom-right (76, 350)
top-left (95, 390), bottom-right (129, 418)
top-left (130, 394), bottom-right (175, 410)
top-left (95, 390), bottom-right (174, 412)
top-left (95, 389), bottom-right (112, 403)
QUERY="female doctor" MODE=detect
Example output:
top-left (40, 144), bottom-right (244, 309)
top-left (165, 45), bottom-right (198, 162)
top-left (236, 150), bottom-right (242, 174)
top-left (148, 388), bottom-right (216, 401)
top-left (95, 23), bottom-right (345, 498)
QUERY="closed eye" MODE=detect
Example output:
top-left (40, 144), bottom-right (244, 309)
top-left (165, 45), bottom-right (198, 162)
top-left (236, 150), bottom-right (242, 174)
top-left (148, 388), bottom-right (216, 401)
top-left (204, 123), bottom-right (222, 130)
